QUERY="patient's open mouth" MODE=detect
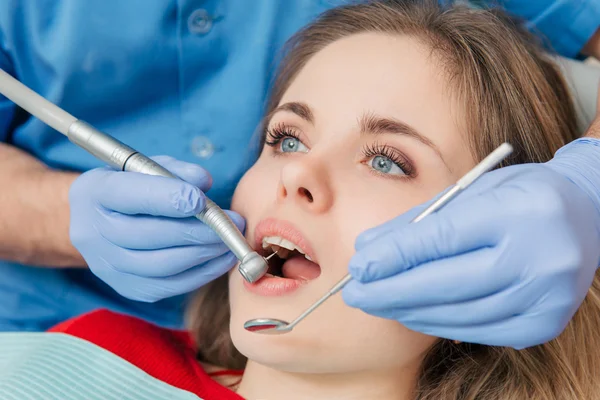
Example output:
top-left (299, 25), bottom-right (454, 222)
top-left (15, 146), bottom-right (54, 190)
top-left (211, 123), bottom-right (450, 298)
top-left (262, 236), bottom-right (321, 281)
top-left (244, 218), bottom-right (322, 296)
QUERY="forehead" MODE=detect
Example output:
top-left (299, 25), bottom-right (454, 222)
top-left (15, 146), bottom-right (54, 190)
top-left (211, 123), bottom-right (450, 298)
top-left (278, 32), bottom-right (473, 174)
top-left (282, 33), bottom-right (447, 110)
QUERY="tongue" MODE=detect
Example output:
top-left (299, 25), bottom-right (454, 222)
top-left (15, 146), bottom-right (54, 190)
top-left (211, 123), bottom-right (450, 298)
top-left (281, 255), bottom-right (321, 281)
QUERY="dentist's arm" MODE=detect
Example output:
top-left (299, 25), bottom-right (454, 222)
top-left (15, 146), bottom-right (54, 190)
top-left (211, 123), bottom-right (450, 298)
top-left (0, 52), bottom-right (83, 266)
top-left (0, 128), bottom-right (245, 301)
top-left (343, 91), bottom-right (600, 350)
top-left (586, 106), bottom-right (600, 138)
top-left (0, 61), bottom-right (244, 302)
top-left (0, 142), bottom-right (82, 266)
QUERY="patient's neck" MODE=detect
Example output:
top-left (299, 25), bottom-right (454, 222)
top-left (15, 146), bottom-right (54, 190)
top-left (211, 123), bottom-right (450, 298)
top-left (235, 360), bottom-right (416, 400)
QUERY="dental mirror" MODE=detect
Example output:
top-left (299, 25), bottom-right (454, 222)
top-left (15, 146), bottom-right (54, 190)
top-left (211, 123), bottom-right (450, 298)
top-left (244, 143), bottom-right (513, 335)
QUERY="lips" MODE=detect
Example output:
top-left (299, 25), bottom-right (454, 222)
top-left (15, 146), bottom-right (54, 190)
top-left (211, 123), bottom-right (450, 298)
top-left (253, 218), bottom-right (318, 263)
top-left (243, 218), bottom-right (321, 297)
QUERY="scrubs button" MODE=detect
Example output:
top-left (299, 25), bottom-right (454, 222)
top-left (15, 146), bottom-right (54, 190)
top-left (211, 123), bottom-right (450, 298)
top-left (188, 9), bottom-right (213, 34)
top-left (191, 136), bottom-right (215, 159)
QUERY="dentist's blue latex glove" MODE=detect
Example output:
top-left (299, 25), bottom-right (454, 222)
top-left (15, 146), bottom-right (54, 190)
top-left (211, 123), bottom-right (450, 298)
top-left (69, 156), bottom-right (244, 303)
top-left (344, 134), bottom-right (600, 349)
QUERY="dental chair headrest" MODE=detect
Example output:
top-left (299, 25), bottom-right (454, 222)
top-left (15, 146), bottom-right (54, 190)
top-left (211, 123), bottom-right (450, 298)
top-left (556, 57), bottom-right (600, 133)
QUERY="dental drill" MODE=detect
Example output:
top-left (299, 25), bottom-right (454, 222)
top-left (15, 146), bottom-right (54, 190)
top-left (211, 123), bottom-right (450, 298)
top-left (0, 69), bottom-right (268, 283)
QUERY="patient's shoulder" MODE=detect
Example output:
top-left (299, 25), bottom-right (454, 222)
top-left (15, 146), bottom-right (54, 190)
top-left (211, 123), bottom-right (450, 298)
top-left (48, 310), bottom-right (243, 399)
top-left (48, 309), bottom-right (222, 396)
top-left (49, 309), bottom-right (196, 355)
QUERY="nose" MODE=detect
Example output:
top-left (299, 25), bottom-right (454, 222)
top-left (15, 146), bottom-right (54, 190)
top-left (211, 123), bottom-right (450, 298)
top-left (278, 158), bottom-right (333, 213)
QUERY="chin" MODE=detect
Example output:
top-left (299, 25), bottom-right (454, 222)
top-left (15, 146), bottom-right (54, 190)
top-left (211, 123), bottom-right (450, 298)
top-left (228, 304), bottom-right (345, 374)
top-left (229, 296), bottom-right (440, 376)
top-left (229, 320), bottom-right (311, 373)
top-left (230, 326), bottom-right (355, 374)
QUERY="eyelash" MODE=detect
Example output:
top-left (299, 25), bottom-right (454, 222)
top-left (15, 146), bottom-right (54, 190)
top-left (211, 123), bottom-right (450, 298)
top-left (264, 123), bottom-right (415, 178)
top-left (264, 123), bottom-right (301, 147)
top-left (363, 142), bottom-right (415, 178)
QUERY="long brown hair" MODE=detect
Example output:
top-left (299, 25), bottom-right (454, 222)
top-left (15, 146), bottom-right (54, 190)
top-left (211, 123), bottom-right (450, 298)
top-left (188, 1), bottom-right (599, 398)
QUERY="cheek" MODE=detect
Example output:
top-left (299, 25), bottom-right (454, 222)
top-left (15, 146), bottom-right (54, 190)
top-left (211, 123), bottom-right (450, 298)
top-left (346, 316), bottom-right (439, 370)
top-left (231, 159), bottom-right (279, 218)
top-left (230, 171), bottom-right (256, 216)
top-left (333, 180), bottom-right (433, 249)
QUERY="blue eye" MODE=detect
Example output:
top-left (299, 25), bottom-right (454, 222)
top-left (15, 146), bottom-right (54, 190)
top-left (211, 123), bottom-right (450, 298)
top-left (280, 137), bottom-right (309, 153)
top-left (368, 155), bottom-right (406, 176)
top-left (264, 124), bottom-right (310, 155)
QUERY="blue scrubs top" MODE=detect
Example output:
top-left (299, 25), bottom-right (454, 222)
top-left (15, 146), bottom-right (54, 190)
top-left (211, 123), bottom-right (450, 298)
top-left (492, 0), bottom-right (600, 58)
top-left (0, 0), bottom-right (598, 332)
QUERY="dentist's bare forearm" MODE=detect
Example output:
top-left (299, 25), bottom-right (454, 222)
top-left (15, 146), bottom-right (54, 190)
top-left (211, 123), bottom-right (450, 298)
top-left (585, 98), bottom-right (600, 140)
top-left (0, 143), bottom-right (85, 267)
top-left (586, 96), bottom-right (600, 139)
top-left (586, 124), bottom-right (600, 139)
top-left (583, 27), bottom-right (600, 60)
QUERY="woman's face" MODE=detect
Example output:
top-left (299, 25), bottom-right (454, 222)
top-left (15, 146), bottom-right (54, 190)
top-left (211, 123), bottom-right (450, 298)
top-left (229, 33), bottom-right (475, 374)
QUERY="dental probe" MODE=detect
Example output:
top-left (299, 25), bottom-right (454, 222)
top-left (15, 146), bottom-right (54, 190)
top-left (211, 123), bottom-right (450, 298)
top-left (244, 142), bottom-right (514, 334)
top-left (0, 69), bottom-right (268, 283)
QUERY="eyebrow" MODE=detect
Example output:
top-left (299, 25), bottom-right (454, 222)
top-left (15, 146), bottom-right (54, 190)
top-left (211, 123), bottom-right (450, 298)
top-left (359, 113), bottom-right (442, 156)
top-left (265, 102), bottom-right (314, 126)
top-left (265, 102), bottom-right (449, 170)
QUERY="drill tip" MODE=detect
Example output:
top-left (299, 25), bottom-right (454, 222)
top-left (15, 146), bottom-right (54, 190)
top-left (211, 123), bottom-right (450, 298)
top-left (264, 250), bottom-right (279, 261)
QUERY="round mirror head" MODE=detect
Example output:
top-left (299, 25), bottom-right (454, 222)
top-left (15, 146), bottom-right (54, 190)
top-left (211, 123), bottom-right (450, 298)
top-left (243, 318), bottom-right (292, 335)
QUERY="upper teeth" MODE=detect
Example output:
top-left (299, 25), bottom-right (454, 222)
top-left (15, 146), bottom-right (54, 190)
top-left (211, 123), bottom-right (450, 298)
top-left (262, 236), bottom-right (313, 261)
